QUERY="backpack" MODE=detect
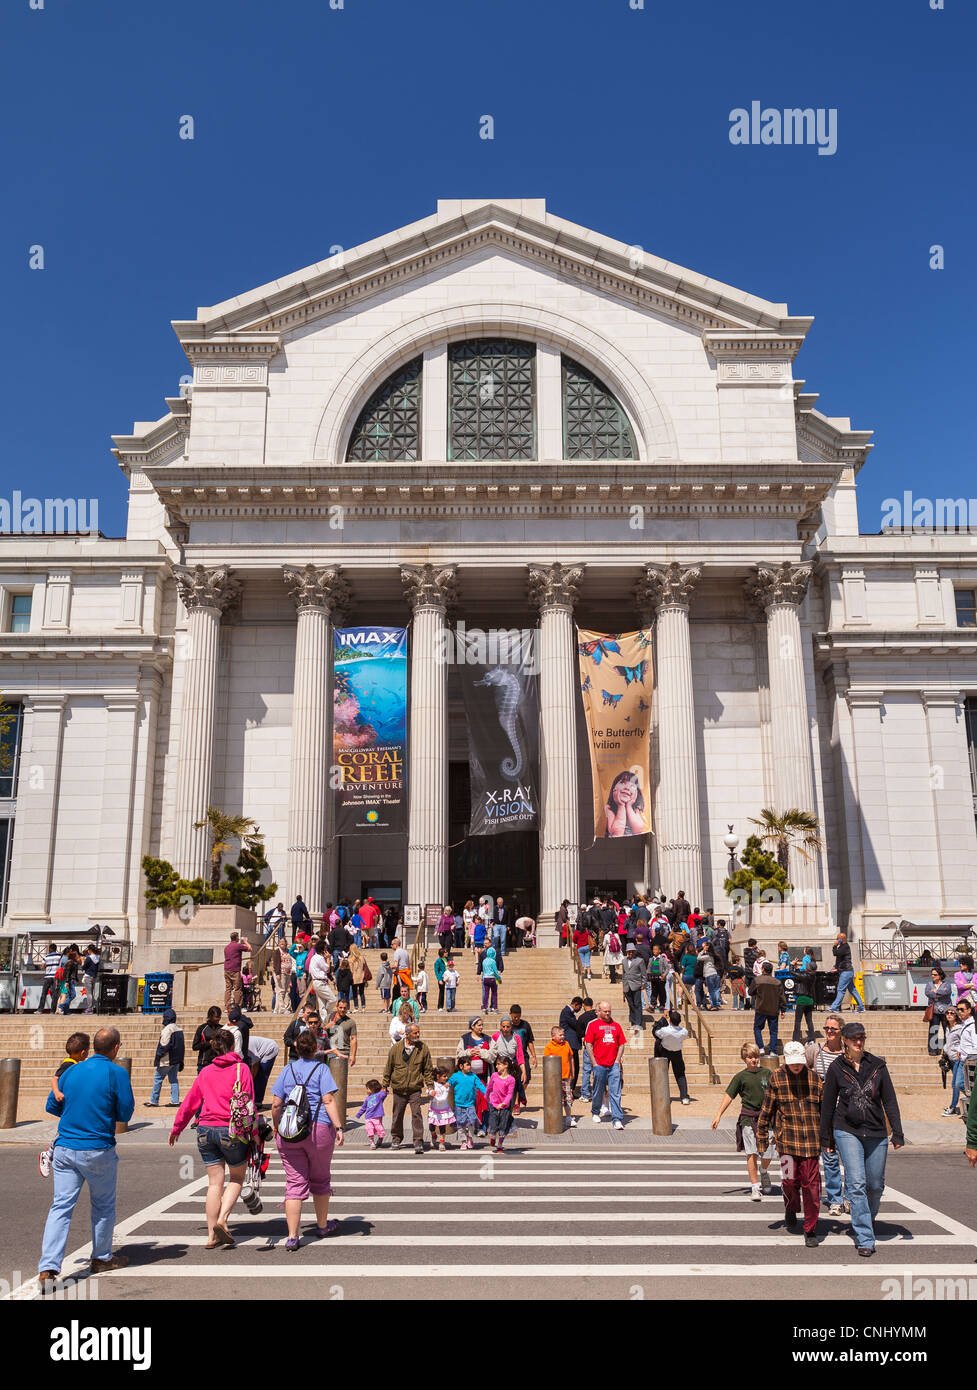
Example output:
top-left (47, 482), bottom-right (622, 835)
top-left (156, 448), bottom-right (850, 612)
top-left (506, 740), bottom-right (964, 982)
top-left (277, 1062), bottom-right (326, 1143)
top-left (227, 1062), bottom-right (256, 1142)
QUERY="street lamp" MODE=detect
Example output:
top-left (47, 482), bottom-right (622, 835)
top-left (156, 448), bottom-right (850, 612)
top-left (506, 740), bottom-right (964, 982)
top-left (722, 824), bottom-right (739, 879)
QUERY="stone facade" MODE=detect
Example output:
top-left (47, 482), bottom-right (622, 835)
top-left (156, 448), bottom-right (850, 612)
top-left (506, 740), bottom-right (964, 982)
top-left (1, 199), bottom-right (975, 959)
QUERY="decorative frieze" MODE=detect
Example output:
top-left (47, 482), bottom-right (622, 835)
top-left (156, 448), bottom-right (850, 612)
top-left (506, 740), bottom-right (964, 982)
top-left (193, 363), bottom-right (268, 389)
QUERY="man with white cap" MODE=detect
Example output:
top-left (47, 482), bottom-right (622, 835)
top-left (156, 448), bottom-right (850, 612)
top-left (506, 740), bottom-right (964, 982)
top-left (756, 1040), bottom-right (824, 1247)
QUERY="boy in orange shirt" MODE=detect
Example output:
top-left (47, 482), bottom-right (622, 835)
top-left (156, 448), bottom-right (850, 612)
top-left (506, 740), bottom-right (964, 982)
top-left (544, 1025), bottom-right (577, 1129)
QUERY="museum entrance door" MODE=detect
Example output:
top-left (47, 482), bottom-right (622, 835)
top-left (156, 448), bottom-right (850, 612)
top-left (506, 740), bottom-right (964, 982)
top-left (448, 762), bottom-right (539, 917)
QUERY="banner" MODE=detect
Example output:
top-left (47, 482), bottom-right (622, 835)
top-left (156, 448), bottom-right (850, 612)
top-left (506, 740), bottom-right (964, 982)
top-left (577, 628), bottom-right (653, 841)
top-left (460, 635), bottom-right (539, 836)
top-left (333, 626), bottom-right (408, 835)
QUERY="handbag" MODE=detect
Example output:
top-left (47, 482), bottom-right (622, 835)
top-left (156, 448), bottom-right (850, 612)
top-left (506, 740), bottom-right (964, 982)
top-left (923, 1003), bottom-right (935, 1023)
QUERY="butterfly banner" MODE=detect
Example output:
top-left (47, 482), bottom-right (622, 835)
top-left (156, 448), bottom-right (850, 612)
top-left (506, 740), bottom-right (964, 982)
top-left (333, 626), bottom-right (408, 835)
top-left (577, 627), bottom-right (654, 841)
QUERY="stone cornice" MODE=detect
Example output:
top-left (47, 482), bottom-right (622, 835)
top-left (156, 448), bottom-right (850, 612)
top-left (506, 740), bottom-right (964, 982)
top-left (169, 205), bottom-right (812, 348)
top-left (0, 635), bottom-right (173, 667)
top-left (794, 389), bottom-right (873, 470)
top-left (817, 630), bottom-right (977, 659)
top-left (703, 332), bottom-right (806, 360)
top-left (112, 401), bottom-right (189, 475)
top-left (177, 333), bottom-right (283, 363)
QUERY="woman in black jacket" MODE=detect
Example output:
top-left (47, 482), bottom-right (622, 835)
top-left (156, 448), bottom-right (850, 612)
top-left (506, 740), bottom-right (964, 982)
top-left (819, 1020), bottom-right (904, 1257)
top-left (191, 1006), bottom-right (223, 1072)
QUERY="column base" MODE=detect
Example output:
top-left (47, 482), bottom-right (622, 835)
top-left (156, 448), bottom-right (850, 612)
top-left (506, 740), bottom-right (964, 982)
top-left (535, 913), bottom-right (560, 948)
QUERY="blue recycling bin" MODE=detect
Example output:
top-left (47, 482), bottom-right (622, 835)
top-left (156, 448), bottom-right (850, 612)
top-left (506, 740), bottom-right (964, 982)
top-left (142, 972), bottom-right (173, 1013)
top-left (775, 969), bottom-right (797, 1012)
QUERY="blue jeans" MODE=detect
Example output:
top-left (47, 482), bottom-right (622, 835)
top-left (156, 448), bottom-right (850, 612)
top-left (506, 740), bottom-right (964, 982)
top-left (754, 1014), bottom-right (779, 1052)
top-left (830, 970), bottom-right (865, 1011)
top-left (951, 1058), bottom-right (966, 1110)
top-left (150, 1064), bottom-right (180, 1104)
top-left (591, 1063), bottom-right (623, 1122)
top-left (821, 1146), bottom-right (844, 1206)
top-left (706, 975), bottom-right (722, 1009)
top-left (445, 987), bottom-right (456, 1011)
top-left (493, 927), bottom-right (506, 957)
top-left (580, 1048), bottom-right (593, 1099)
top-left (39, 1146), bottom-right (119, 1271)
top-left (352, 928), bottom-right (362, 947)
top-left (58, 982), bottom-right (76, 1013)
top-left (833, 1130), bottom-right (888, 1250)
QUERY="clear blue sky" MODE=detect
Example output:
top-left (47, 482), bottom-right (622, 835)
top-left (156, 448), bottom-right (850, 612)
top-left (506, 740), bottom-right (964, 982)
top-left (3, 0), bottom-right (973, 537)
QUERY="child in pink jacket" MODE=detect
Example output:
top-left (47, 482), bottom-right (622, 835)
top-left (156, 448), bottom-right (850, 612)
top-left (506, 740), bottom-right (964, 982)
top-left (485, 1056), bottom-right (516, 1153)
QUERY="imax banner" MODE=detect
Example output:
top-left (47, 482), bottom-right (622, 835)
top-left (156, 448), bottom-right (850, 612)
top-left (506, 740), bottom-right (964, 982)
top-left (577, 628), bottom-right (654, 842)
top-left (459, 630), bottom-right (539, 836)
top-left (333, 626), bottom-right (408, 835)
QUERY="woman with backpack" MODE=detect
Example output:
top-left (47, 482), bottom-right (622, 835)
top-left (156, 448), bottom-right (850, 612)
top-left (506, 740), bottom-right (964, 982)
top-left (192, 1006), bottom-right (224, 1072)
top-left (169, 1029), bottom-right (255, 1248)
top-left (603, 927), bottom-right (624, 983)
top-left (348, 943), bottom-right (371, 1012)
top-left (270, 1030), bottom-right (345, 1250)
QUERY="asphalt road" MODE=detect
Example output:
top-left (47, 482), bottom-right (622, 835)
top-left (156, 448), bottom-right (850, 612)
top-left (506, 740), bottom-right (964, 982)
top-left (3, 1140), bottom-right (976, 1302)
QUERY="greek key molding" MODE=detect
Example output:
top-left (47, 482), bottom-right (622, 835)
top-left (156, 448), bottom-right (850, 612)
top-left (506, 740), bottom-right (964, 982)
top-left (173, 563), bottom-right (242, 614)
top-left (527, 562), bottom-right (584, 612)
top-left (636, 561), bottom-right (701, 613)
top-left (282, 563), bottom-right (351, 617)
top-left (194, 363), bottom-right (268, 389)
top-left (745, 560), bottom-right (812, 611)
top-left (659, 843), bottom-right (701, 854)
top-left (407, 843), bottom-right (447, 853)
top-left (287, 845), bottom-right (327, 854)
top-left (401, 563), bottom-right (457, 613)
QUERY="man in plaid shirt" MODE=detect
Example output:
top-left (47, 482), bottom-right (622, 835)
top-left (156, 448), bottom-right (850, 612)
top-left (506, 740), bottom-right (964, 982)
top-left (756, 1041), bottom-right (824, 1247)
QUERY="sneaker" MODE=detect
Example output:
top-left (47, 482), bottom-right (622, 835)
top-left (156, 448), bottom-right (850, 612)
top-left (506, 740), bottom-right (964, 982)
top-left (143, 1101), bottom-right (158, 1108)
top-left (942, 1106), bottom-right (958, 1117)
top-left (828, 1203), bottom-right (845, 1216)
top-left (760, 1171), bottom-right (772, 1194)
top-left (857, 1246), bottom-right (875, 1257)
top-left (90, 1253), bottom-right (129, 1273)
top-left (613, 1121), bottom-right (624, 1131)
top-left (784, 1211), bottom-right (798, 1232)
top-left (804, 1233), bottom-right (818, 1248)
top-left (843, 1200), bottom-right (851, 1213)
top-left (466, 1135), bottom-right (474, 1149)
top-left (284, 1236), bottom-right (301, 1251)
top-left (391, 1141), bottom-right (402, 1149)
top-left (414, 1146), bottom-right (424, 1155)
top-left (750, 1184), bottom-right (761, 1202)
top-left (438, 1142), bottom-right (447, 1152)
top-left (38, 1149), bottom-right (52, 1178)
top-left (600, 1105), bottom-right (610, 1117)
top-left (681, 1097), bottom-right (691, 1106)
top-left (569, 1117), bottom-right (578, 1128)
top-left (369, 1136), bottom-right (379, 1149)
top-left (592, 1113), bottom-right (602, 1124)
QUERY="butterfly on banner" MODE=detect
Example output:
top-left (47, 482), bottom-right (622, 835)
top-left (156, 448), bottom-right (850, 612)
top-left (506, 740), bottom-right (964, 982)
top-left (613, 660), bottom-right (648, 686)
top-left (636, 631), bottom-right (654, 649)
top-left (581, 673), bottom-right (592, 693)
top-left (638, 697), bottom-right (649, 711)
top-left (601, 690), bottom-right (623, 708)
top-left (578, 638), bottom-right (621, 666)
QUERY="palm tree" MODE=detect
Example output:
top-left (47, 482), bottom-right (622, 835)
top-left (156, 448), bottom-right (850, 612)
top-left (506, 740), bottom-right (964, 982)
top-left (748, 807), bottom-right (823, 875)
top-left (194, 807), bottom-right (258, 891)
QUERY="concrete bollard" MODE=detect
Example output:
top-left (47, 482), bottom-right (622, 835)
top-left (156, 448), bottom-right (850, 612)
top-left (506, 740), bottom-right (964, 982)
top-left (0, 1057), bottom-right (21, 1130)
top-left (542, 1054), bottom-right (564, 1135)
top-left (328, 1054), bottom-right (349, 1125)
top-left (649, 1056), bottom-right (672, 1136)
top-left (116, 1056), bottom-right (132, 1134)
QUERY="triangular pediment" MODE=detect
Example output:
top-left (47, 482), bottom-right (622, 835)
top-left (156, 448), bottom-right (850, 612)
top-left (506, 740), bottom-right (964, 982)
top-left (172, 198), bottom-right (813, 352)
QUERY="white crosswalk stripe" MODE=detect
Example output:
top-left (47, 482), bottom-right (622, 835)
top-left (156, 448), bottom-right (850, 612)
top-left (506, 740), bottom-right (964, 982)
top-left (10, 1147), bottom-right (977, 1298)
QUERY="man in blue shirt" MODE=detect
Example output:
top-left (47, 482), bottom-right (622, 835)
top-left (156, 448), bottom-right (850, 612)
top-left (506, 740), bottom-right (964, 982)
top-left (38, 1026), bottom-right (134, 1287)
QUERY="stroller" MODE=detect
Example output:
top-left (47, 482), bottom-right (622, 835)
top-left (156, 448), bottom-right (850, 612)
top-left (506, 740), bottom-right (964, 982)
top-left (242, 1116), bottom-right (273, 1214)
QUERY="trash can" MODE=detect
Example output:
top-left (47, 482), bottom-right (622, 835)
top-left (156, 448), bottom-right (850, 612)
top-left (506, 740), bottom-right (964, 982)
top-left (775, 970), bottom-right (797, 1012)
top-left (98, 974), bottom-right (128, 1014)
top-left (142, 973), bottom-right (174, 1013)
top-left (815, 971), bottom-right (839, 1007)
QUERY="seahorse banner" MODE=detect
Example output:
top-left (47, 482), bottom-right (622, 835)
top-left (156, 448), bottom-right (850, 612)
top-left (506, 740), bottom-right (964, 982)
top-left (333, 626), bottom-right (408, 835)
top-left (577, 628), bottom-right (654, 841)
top-left (460, 634), bottom-right (539, 836)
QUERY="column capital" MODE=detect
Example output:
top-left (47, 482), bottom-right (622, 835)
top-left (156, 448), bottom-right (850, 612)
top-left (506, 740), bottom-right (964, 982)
top-left (846, 686), bottom-right (886, 712)
top-left (527, 562), bottom-right (583, 613)
top-left (173, 563), bottom-right (241, 614)
top-left (636, 561), bottom-right (701, 614)
top-left (24, 693), bottom-right (67, 713)
top-left (745, 560), bottom-right (812, 611)
top-left (282, 563), bottom-right (350, 617)
top-left (920, 688), bottom-right (964, 714)
top-left (401, 563), bottom-right (457, 614)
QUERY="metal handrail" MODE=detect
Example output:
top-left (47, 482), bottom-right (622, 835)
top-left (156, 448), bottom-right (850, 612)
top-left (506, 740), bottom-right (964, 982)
top-left (678, 979), bottom-right (720, 1084)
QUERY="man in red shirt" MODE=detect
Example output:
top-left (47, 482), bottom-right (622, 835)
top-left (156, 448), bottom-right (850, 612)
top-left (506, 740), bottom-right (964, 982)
top-left (223, 931), bottom-right (251, 1011)
top-left (359, 897), bottom-right (381, 948)
top-left (584, 999), bottom-right (627, 1129)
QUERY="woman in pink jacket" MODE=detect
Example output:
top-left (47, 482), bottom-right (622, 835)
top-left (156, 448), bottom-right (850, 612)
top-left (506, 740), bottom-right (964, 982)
top-left (169, 1029), bottom-right (254, 1248)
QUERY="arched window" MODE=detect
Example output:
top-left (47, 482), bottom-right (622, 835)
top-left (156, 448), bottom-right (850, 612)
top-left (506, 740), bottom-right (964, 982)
top-left (346, 356), bottom-right (422, 461)
top-left (448, 339), bottom-right (536, 461)
top-left (562, 356), bottom-right (635, 459)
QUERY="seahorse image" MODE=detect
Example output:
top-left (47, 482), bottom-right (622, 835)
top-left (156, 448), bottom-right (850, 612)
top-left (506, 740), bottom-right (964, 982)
top-left (474, 667), bottom-right (524, 778)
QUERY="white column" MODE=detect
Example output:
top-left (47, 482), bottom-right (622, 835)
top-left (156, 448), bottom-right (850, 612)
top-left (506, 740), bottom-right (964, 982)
top-left (171, 565), bottom-right (241, 879)
top-left (127, 670), bottom-right (163, 947)
top-left (4, 694), bottom-right (66, 923)
top-left (747, 562), bottom-right (820, 902)
top-left (402, 564), bottom-right (456, 910)
top-left (529, 562), bottom-right (583, 945)
top-left (91, 694), bottom-right (141, 928)
top-left (845, 688), bottom-right (896, 919)
top-left (283, 564), bottom-right (350, 914)
top-left (637, 563), bottom-right (703, 909)
top-left (922, 690), bottom-right (977, 916)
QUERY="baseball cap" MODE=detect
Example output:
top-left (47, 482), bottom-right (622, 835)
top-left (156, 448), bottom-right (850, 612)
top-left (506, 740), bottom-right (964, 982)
top-left (841, 1021), bottom-right (866, 1040)
top-left (782, 1041), bottom-right (806, 1063)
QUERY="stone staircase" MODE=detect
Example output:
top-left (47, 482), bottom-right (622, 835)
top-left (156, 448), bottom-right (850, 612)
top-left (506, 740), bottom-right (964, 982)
top-left (0, 947), bottom-right (945, 1120)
